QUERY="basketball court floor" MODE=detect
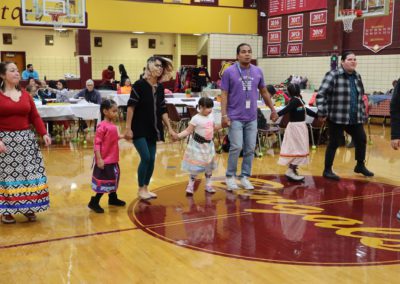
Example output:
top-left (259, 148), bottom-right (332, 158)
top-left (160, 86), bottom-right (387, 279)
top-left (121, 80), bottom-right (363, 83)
top-left (1, 124), bottom-right (399, 283)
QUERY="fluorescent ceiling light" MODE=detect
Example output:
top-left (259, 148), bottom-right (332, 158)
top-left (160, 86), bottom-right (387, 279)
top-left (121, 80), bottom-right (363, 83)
top-left (132, 31), bottom-right (145, 34)
top-left (193, 33), bottom-right (202, 36)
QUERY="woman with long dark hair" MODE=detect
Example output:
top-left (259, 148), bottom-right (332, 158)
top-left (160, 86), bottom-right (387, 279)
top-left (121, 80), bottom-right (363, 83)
top-left (0, 62), bottom-right (51, 224)
top-left (123, 56), bottom-right (176, 200)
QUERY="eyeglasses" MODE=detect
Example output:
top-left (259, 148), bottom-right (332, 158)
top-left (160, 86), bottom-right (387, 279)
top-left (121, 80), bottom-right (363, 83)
top-left (154, 64), bottom-right (163, 68)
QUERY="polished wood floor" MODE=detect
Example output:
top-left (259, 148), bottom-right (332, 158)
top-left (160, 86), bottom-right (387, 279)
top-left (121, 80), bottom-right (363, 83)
top-left (1, 123), bottom-right (400, 283)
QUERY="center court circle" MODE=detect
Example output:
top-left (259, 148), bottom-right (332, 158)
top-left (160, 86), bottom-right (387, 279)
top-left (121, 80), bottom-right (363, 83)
top-left (128, 175), bottom-right (400, 266)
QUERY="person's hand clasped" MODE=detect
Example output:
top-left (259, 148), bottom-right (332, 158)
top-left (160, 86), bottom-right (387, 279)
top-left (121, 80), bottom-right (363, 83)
top-left (221, 116), bottom-right (231, 128)
top-left (123, 128), bottom-right (133, 140)
top-left (270, 111), bottom-right (279, 122)
top-left (391, 139), bottom-right (400, 150)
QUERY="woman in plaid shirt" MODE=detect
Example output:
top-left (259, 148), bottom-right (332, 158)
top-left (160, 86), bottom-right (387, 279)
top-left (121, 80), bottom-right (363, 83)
top-left (317, 51), bottom-right (374, 180)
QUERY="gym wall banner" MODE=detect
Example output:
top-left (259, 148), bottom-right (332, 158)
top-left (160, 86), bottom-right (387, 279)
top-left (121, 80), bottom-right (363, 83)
top-left (269, 0), bottom-right (327, 17)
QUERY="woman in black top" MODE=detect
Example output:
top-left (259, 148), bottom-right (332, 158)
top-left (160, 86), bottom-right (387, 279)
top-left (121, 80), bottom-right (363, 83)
top-left (273, 83), bottom-right (317, 181)
top-left (124, 56), bottom-right (176, 200)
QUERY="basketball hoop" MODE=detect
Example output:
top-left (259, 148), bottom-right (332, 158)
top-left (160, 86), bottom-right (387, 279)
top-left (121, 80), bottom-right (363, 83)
top-left (49, 12), bottom-right (67, 32)
top-left (340, 9), bottom-right (362, 33)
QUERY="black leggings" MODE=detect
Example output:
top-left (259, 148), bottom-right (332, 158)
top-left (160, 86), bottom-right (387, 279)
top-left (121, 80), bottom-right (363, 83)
top-left (325, 121), bottom-right (366, 169)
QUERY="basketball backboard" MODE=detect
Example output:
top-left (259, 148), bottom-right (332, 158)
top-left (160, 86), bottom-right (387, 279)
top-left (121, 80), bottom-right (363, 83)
top-left (21, 0), bottom-right (86, 28)
top-left (336, 0), bottom-right (390, 20)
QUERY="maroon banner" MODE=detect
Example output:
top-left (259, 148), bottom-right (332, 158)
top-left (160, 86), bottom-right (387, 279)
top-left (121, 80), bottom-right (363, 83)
top-left (288, 14), bottom-right (303, 28)
top-left (310, 26), bottom-right (327, 40)
top-left (268, 31), bottom-right (282, 44)
top-left (268, 17), bottom-right (282, 31)
top-left (267, 45), bottom-right (281, 56)
top-left (288, 28), bottom-right (303, 42)
top-left (363, 0), bottom-right (394, 53)
top-left (287, 43), bottom-right (302, 55)
top-left (269, 0), bottom-right (327, 17)
top-left (310, 10), bottom-right (327, 26)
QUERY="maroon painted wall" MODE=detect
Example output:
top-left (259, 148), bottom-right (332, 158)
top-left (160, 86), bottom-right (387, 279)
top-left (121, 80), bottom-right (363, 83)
top-left (259, 1), bottom-right (400, 57)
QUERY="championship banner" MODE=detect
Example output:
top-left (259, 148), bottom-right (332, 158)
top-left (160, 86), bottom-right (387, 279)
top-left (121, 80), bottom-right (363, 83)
top-left (288, 14), bottom-right (303, 28)
top-left (269, 0), bottom-right (327, 17)
top-left (267, 45), bottom-right (281, 56)
top-left (310, 10), bottom-right (327, 26)
top-left (287, 43), bottom-right (302, 55)
top-left (268, 17), bottom-right (282, 31)
top-left (310, 26), bottom-right (327, 40)
top-left (288, 28), bottom-right (303, 42)
top-left (363, 0), bottom-right (394, 53)
top-left (268, 31), bottom-right (282, 44)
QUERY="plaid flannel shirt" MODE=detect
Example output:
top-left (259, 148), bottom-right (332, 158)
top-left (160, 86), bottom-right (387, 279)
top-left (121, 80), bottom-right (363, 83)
top-left (317, 67), bottom-right (366, 124)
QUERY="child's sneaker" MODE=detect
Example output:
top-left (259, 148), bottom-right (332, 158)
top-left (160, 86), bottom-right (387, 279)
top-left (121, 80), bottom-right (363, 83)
top-left (205, 185), bottom-right (216, 194)
top-left (186, 184), bottom-right (194, 196)
top-left (285, 168), bottom-right (304, 182)
top-left (88, 197), bottom-right (104, 213)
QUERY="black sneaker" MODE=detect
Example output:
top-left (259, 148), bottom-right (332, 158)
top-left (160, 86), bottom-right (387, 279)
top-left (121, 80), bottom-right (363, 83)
top-left (323, 169), bottom-right (340, 181)
top-left (88, 197), bottom-right (104, 213)
top-left (108, 196), bottom-right (126, 206)
top-left (354, 163), bottom-right (374, 177)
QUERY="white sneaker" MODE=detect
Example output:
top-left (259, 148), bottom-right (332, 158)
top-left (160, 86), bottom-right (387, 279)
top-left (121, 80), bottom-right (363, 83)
top-left (147, 191), bottom-right (157, 198)
top-left (205, 185), bottom-right (216, 193)
top-left (285, 168), bottom-right (304, 182)
top-left (185, 184), bottom-right (194, 195)
top-left (225, 177), bottom-right (239, 191)
top-left (239, 176), bottom-right (254, 190)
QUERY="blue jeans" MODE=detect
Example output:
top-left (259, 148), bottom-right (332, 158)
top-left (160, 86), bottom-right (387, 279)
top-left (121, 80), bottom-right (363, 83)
top-left (133, 137), bottom-right (157, 187)
top-left (226, 120), bottom-right (257, 177)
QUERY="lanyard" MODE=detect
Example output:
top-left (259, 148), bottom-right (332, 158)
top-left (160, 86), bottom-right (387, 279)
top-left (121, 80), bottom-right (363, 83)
top-left (236, 63), bottom-right (251, 97)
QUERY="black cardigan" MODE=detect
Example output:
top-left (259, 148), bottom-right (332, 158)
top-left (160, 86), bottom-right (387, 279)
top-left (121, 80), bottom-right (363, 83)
top-left (127, 79), bottom-right (167, 141)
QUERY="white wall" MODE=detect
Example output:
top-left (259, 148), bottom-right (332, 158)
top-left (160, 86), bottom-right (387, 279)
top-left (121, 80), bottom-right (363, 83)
top-left (208, 34), bottom-right (263, 59)
top-left (0, 27), bottom-right (79, 80)
top-left (91, 32), bottom-right (177, 81)
top-left (258, 55), bottom-right (400, 93)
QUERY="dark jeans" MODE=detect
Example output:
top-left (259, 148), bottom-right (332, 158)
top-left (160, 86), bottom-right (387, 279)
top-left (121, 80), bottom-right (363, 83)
top-left (325, 121), bottom-right (366, 169)
top-left (133, 137), bottom-right (157, 187)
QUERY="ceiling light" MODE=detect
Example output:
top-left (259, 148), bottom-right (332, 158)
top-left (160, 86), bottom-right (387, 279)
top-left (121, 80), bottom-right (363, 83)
top-left (132, 31), bottom-right (145, 34)
top-left (193, 33), bottom-right (202, 36)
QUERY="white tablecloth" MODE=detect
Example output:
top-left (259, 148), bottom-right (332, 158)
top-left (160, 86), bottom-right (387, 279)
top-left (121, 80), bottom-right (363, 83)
top-left (99, 91), bottom-right (129, 106)
top-left (37, 104), bottom-right (100, 120)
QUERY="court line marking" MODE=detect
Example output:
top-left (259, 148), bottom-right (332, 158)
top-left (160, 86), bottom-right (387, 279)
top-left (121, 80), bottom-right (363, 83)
top-left (0, 227), bottom-right (139, 250)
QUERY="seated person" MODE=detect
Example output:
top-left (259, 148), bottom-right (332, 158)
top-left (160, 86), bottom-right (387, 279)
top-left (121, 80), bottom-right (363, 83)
top-left (119, 78), bottom-right (132, 94)
top-left (74, 79), bottom-right (102, 104)
top-left (22, 64), bottom-right (39, 80)
top-left (37, 80), bottom-right (55, 99)
top-left (48, 80), bottom-right (69, 102)
top-left (100, 65), bottom-right (115, 90)
top-left (25, 84), bottom-right (40, 102)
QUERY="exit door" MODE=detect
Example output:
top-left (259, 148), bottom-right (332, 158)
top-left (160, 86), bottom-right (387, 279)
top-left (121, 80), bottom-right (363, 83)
top-left (1, 51), bottom-right (26, 74)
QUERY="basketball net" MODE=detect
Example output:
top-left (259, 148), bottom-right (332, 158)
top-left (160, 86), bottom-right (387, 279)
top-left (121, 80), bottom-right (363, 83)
top-left (49, 13), bottom-right (66, 32)
top-left (340, 9), bottom-right (359, 33)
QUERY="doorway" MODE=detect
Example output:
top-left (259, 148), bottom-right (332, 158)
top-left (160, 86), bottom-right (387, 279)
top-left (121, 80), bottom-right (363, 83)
top-left (1, 51), bottom-right (26, 74)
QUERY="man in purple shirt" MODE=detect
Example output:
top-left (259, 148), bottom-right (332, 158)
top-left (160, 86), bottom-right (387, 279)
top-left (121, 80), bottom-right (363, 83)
top-left (221, 43), bottom-right (278, 191)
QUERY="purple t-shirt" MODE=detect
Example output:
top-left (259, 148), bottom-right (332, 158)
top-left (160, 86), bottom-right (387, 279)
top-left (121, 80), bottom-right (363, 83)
top-left (221, 63), bottom-right (266, 121)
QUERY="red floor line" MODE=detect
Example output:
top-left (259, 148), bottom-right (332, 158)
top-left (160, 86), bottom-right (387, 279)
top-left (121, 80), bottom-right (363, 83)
top-left (0, 227), bottom-right (139, 250)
